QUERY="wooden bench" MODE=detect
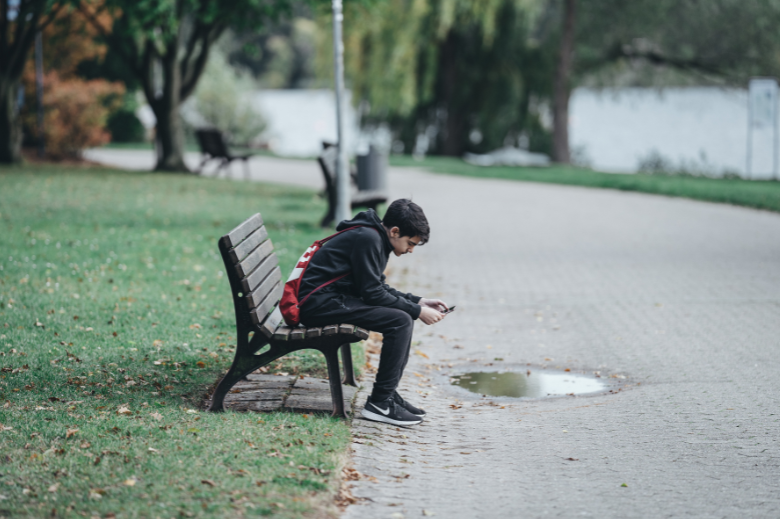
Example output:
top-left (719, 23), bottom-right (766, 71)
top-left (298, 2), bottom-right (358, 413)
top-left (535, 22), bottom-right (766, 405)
top-left (318, 144), bottom-right (387, 227)
top-left (195, 128), bottom-right (253, 179)
top-left (207, 213), bottom-right (369, 418)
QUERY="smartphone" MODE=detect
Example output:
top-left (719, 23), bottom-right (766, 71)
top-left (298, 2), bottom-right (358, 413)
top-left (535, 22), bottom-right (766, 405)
top-left (442, 305), bottom-right (456, 314)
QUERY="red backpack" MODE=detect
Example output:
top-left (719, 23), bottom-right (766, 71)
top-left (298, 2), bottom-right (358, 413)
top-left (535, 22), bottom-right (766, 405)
top-left (279, 226), bottom-right (374, 327)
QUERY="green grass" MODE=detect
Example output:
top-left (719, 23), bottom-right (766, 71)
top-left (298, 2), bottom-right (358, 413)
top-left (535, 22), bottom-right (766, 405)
top-left (0, 164), bottom-right (363, 518)
top-left (390, 155), bottom-right (780, 213)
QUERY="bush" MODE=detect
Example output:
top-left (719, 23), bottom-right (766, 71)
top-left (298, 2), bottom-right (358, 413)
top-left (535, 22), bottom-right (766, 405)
top-left (107, 93), bottom-right (145, 143)
top-left (24, 72), bottom-right (124, 159)
top-left (183, 49), bottom-right (267, 147)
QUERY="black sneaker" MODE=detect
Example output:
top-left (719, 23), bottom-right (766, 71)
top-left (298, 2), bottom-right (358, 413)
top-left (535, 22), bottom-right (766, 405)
top-left (360, 396), bottom-right (423, 426)
top-left (393, 391), bottom-right (426, 417)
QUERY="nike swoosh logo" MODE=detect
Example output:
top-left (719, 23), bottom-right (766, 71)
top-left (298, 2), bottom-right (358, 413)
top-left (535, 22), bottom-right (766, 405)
top-left (373, 405), bottom-right (390, 416)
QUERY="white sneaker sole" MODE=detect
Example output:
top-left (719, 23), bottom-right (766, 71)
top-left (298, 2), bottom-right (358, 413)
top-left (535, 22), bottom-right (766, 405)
top-left (360, 408), bottom-right (423, 426)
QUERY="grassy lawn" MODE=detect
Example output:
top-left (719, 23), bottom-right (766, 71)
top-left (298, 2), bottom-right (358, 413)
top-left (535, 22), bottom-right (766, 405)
top-left (390, 155), bottom-right (780, 214)
top-left (0, 164), bottom-right (363, 518)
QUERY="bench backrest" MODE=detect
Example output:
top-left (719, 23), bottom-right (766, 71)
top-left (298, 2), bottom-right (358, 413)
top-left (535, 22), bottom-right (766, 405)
top-left (196, 129), bottom-right (230, 158)
top-left (219, 213), bottom-right (283, 337)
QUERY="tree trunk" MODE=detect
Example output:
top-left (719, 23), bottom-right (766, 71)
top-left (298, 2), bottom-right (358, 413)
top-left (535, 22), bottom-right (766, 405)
top-left (152, 98), bottom-right (188, 172)
top-left (439, 32), bottom-right (465, 157)
top-left (150, 45), bottom-right (188, 172)
top-left (552, 0), bottom-right (576, 164)
top-left (0, 79), bottom-right (23, 164)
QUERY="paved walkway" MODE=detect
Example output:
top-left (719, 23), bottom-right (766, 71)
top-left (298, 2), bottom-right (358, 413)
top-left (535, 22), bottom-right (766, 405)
top-left (87, 150), bottom-right (780, 518)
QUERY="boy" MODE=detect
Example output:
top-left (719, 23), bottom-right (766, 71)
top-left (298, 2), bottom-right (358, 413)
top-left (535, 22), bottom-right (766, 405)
top-left (298, 199), bottom-right (448, 426)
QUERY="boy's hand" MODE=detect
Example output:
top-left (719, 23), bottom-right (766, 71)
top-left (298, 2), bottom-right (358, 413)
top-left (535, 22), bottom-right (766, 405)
top-left (420, 298), bottom-right (449, 313)
top-left (419, 306), bottom-right (444, 325)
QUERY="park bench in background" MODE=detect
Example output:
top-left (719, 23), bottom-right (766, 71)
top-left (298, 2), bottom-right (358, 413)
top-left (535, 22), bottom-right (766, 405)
top-left (208, 213), bottom-right (369, 418)
top-left (195, 128), bottom-right (253, 179)
top-left (318, 144), bottom-right (387, 227)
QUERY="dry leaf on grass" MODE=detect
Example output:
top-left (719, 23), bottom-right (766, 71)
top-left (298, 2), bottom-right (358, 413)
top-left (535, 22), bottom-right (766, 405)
top-left (201, 479), bottom-right (217, 487)
top-left (66, 428), bottom-right (79, 438)
top-left (116, 407), bottom-right (132, 415)
top-left (150, 412), bottom-right (163, 421)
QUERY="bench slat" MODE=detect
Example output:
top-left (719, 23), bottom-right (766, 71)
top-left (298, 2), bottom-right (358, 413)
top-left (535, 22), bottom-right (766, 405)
top-left (228, 226), bottom-right (269, 264)
top-left (273, 326), bottom-right (293, 341)
top-left (236, 239), bottom-right (274, 279)
top-left (290, 328), bottom-right (306, 340)
top-left (221, 214), bottom-right (263, 249)
top-left (306, 327), bottom-right (322, 338)
top-left (240, 251), bottom-right (278, 294)
top-left (322, 325), bottom-right (339, 336)
top-left (249, 282), bottom-right (282, 326)
top-left (354, 327), bottom-right (369, 340)
top-left (260, 307), bottom-right (283, 338)
top-left (338, 324), bottom-right (355, 335)
top-left (245, 267), bottom-right (282, 309)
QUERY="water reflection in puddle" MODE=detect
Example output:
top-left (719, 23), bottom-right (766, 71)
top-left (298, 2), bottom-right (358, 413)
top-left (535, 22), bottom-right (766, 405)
top-left (450, 370), bottom-right (610, 398)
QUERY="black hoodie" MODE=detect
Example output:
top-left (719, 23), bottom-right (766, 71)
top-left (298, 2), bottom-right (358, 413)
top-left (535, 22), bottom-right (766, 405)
top-left (297, 209), bottom-right (422, 319)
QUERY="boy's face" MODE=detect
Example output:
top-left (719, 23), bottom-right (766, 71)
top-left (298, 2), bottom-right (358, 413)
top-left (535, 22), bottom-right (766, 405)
top-left (387, 227), bottom-right (421, 257)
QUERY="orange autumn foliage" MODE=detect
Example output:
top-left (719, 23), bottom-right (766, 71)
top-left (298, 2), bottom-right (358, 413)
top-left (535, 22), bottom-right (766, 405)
top-left (36, 71), bottom-right (124, 159)
top-left (22, 3), bottom-right (124, 159)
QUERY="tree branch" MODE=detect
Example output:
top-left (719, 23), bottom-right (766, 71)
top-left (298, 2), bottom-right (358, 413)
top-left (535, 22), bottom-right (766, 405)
top-left (77, 0), bottom-right (143, 80)
top-left (180, 23), bottom-right (224, 101)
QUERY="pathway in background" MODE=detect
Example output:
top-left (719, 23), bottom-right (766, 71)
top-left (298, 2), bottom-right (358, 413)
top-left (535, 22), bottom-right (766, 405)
top-left (88, 149), bottom-right (780, 518)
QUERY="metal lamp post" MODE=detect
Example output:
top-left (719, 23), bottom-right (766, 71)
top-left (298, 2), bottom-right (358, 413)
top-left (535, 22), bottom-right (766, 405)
top-left (331, 0), bottom-right (350, 223)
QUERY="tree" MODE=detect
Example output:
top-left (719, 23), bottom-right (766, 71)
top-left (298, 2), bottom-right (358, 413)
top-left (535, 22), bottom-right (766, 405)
top-left (79, 0), bottom-right (294, 172)
top-left (19, 4), bottom-right (125, 159)
top-left (334, 0), bottom-right (548, 157)
top-left (551, 0), bottom-right (574, 163)
top-left (548, 0), bottom-right (780, 163)
top-left (0, 0), bottom-right (74, 164)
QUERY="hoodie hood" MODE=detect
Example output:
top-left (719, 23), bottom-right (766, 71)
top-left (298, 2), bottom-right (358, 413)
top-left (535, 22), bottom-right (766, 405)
top-left (336, 209), bottom-right (392, 255)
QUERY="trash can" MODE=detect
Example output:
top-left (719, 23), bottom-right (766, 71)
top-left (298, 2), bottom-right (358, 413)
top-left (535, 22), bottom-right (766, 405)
top-left (356, 145), bottom-right (387, 191)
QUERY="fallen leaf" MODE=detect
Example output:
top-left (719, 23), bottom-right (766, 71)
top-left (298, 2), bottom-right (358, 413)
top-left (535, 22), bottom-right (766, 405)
top-left (117, 407), bottom-right (132, 415)
top-left (621, 483), bottom-right (628, 487)
top-left (201, 479), bottom-right (217, 487)
top-left (189, 323), bottom-right (202, 330)
top-left (414, 350), bottom-right (429, 359)
top-left (196, 361), bottom-right (206, 368)
top-left (48, 483), bottom-right (59, 493)
top-left (124, 477), bottom-right (137, 487)
top-left (80, 442), bottom-right (91, 449)
top-left (66, 428), bottom-right (79, 439)
top-left (150, 412), bottom-right (163, 421)
top-left (423, 510), bottom-right (436, 517)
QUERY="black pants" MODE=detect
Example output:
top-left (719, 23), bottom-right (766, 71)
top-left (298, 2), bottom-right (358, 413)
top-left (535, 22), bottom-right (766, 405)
top-left (300, 294), bottom-right (414, 402)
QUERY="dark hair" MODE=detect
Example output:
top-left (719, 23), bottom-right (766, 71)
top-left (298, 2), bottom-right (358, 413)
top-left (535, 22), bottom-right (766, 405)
top-left (382, 199), bottom-right (430, 244)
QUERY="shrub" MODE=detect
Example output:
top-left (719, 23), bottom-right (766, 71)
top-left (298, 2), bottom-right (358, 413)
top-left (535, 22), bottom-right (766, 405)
top-left (183, 49), bottom-right (267, 147)
top-left (27, 71), bottom-right (124, 159)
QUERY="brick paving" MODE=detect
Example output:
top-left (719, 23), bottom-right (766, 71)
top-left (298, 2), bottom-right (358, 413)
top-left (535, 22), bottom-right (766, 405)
top-left (88, 150), bottom-right (780, 518)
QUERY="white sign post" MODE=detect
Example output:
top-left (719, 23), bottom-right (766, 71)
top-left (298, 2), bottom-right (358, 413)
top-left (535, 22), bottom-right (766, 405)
top-left (747, 77), bottom-right (778, 180)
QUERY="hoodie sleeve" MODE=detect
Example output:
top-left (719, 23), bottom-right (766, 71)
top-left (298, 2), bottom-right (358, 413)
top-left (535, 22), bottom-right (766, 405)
top-left (380, 273), bottom-right (421, 303)
top-left (350, 229), bottom-right (422, 319)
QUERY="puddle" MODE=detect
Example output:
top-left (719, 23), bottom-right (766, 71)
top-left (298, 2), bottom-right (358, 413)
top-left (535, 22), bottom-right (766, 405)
top-left (450, 370), bottom-right (612, 398)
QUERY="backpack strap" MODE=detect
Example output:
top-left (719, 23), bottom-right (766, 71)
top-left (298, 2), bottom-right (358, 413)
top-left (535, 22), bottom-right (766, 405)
top-left (296, 225), bottom-right (379, 308)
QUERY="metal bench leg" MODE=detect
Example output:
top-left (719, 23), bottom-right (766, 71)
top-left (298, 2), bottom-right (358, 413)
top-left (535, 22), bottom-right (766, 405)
top-left (324, 348), bottom-right (349, 419)
top-left (340, 343), bottom-right (358, 387)
top-left (208, 345), bottom-right (280, 412)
